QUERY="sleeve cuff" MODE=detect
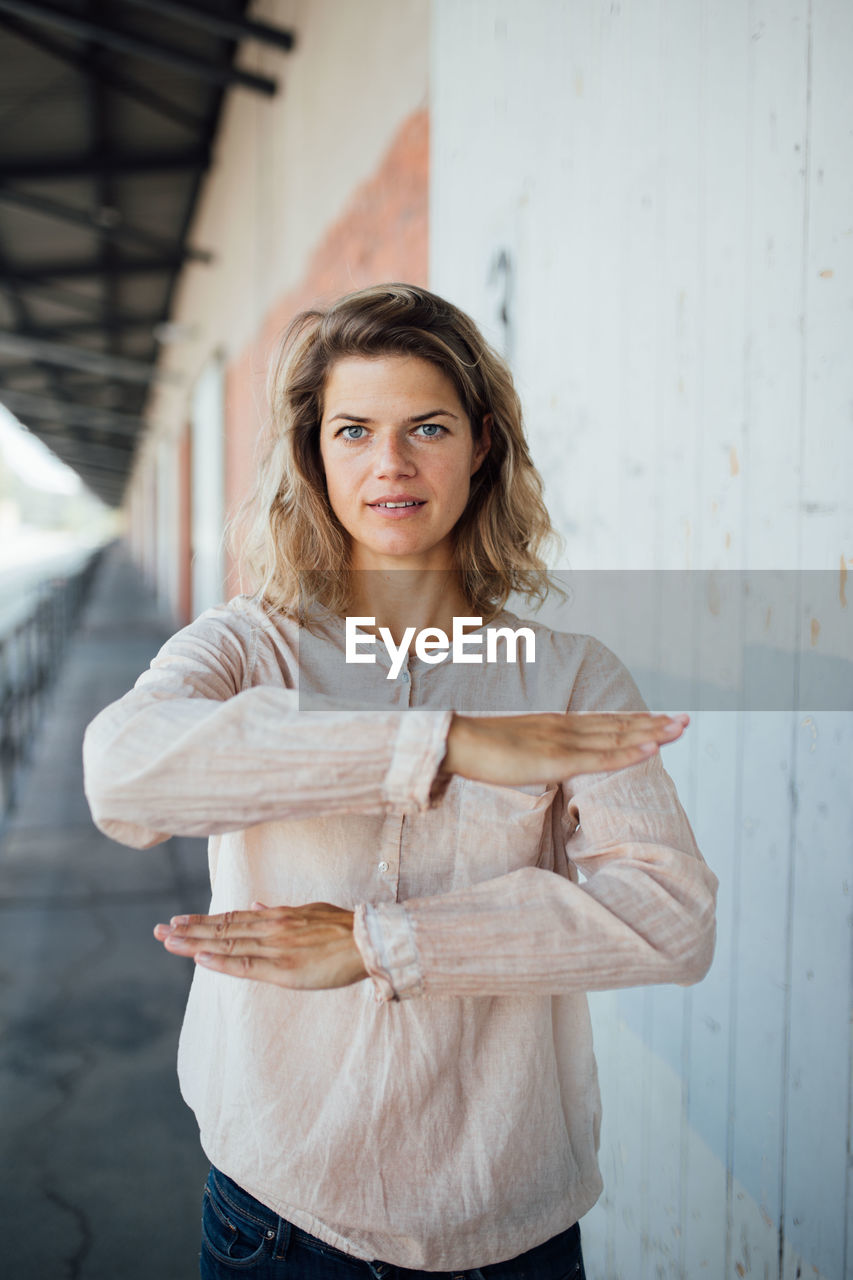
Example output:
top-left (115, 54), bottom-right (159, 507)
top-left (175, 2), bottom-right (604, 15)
top-left (384, 708), bottom-right (454, 812)
top-left (352, 902), bottom-right (424, 1003)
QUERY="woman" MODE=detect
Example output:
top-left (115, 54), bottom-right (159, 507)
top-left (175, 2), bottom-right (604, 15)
top-left (83, 283), bottom-right (717, 1279)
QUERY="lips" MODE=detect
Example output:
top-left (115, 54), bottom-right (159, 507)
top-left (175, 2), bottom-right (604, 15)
top-left (369, 500), bottom-right (425, 509)
top-left (367, 495), bottom-right (427, 508)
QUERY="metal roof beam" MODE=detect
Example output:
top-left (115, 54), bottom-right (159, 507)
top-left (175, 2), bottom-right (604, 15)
top-left (69, 464), bottom-right (126, 480)
top-left (0, 0), bottom-right (279, 94)
top-left (35, 435), bottom-right (135, 470)
top-left (68, 461), bottom-right (128, 478)
top-left (118, 0), bottom-right (295, 52)
top-left (77, 480), bottom-right (124, 501)
top-left (0, 147), bottom-right (209, 180)
top-left (90, 1), bottom-right (122, 395)
top-left (0, 186), bottom-right (213, 263)
top-left (0, 330), bottom-right (180, 384)
top-left (0, 276), bottom-right (107, 317)
top-left (0, 387), bottom-right (145, 435)
top-left (8, 256), bottom-right (185, 282)
top-left (9, 316), bottom-right (163, 338)
top-left (50, 456), bottom-right (129, 477)
top-left (0, 11), bottom-right (207, 132)
top-left (44, 457), bottom-right (131, 482)
top-left (0, 362), bottom-right (42, 382)
top-left (29, 422), bottom-right (136, 452)
top-left (0, 222), bottom-right (83, 409)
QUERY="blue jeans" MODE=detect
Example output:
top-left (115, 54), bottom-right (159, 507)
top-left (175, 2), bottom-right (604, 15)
top-left (200, 1166), bottom-right (586, 1280)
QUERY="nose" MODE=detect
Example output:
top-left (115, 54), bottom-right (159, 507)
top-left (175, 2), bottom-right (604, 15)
top-left (373, 430), bottom-right (416, 478)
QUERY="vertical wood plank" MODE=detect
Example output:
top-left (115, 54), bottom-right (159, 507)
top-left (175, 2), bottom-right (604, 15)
top-left (741, 0), bottom-right (812, 575)
top-left (782, 710), bottom-right (853, 1280)
top-left (652, 0), bottom-right (703, 576)
top-left (681, 711), bottom-right (742, 1279)
top-left (797, 0), bottom-right (853, 572)
top-left (729, 710), bottom-right (797, 1278)
top-left (642, 11), bottom-right (705, 1269)
top-left (733, 2), bottom-right (814, 1275)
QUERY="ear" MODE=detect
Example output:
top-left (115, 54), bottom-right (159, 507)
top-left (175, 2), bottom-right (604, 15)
top-left (471, 413), bottom-right (493, 474)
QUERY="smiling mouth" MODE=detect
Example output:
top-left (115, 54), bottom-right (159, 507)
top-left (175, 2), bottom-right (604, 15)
top-left (369, 500), bottom-right (426, 509)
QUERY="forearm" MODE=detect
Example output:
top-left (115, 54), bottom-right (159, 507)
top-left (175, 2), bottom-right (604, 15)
top-left (83, 685), bottom-right (453, 847)
top-left (353, 853), bottom-right (717, 1002)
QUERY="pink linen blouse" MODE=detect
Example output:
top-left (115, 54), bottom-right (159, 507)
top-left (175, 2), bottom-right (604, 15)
top-left (82, 594), bottom-right (718, 1272)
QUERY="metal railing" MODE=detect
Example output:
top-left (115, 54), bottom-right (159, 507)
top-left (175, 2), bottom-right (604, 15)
top-left (0, 546), bottom-right (105, 821)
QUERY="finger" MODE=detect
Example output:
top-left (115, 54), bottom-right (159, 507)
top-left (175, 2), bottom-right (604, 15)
top-left (154, 923), bottom-right (266, 943)
top-left (570, 712), bottom-right (687, 738)
top-left (568, 716), bottom-right (676, 737)
top-left (161, 924), bottom-right (278, 951)
top-left (564, 719), bottom-right (687, 750)
top-left (192, 948), bottom-right (356, 988)
top-left (168, 909), bottom-right (269, 929)
top-left (550, 725), bottom-right (683, 763)
top-left (159, 919), bottom-right (342, 955)
top-left (568, 742), bottom-right (662, 776)
top-left (193, 952), bottom-right (282, 981)
top-left (159, 914), bottom-right (285, 940)
top-left (584, 727), bottom-right (686, 752)
top-left (161, 932), bottom-right (271, 957)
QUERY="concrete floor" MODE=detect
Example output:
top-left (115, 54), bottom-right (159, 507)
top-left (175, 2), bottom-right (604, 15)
top-left (0, 544), bottom-right (211, 1279)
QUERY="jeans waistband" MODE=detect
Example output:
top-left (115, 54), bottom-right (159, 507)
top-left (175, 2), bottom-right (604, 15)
top-left (208, 1166), bottom-right (362, 1266)
top-left (207, 1164), bottom-right (583, 1278)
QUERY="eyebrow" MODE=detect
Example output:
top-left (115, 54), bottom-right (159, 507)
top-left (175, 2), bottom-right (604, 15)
top-left (327, 408), bottom-right (460, 424)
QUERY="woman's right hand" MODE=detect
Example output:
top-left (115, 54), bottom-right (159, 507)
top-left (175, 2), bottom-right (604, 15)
top-left (438, 711), bottom-right (689, 787)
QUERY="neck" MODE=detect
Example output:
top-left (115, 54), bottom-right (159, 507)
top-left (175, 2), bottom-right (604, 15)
top-left (345, 567), bottom-right (477, 648)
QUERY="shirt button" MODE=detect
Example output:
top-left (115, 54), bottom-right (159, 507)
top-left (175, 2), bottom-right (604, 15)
top-left (399, 671), bottom-right (410, 683)
top-left (378, 861), bottom-right (390, 873)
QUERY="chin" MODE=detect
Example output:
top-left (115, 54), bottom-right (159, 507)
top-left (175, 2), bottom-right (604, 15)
top-left (375, 539), bottom-right (430, 558)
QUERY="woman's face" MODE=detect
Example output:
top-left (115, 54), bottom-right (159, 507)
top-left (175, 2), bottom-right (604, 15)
top-left (318, 354), bottom-right (491, 572)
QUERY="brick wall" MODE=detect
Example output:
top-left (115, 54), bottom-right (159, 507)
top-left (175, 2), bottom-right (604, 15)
top-left (223, 107), bottom-right (429, 597)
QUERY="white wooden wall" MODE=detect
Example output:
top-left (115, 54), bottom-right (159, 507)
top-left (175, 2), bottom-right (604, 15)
top-left (430, 3), bottom-right (852, 1277)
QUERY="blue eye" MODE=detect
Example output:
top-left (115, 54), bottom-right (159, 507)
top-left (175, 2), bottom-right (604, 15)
top-left (335, 422), bottom-right (447, 442)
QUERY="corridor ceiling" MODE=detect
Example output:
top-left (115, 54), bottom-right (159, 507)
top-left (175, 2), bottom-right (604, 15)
top-left (0, 0), bottom-right (293, 506)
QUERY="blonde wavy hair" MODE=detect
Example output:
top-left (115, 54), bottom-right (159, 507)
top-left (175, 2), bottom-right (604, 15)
top-left (232, 282), bottom-right (563, 621)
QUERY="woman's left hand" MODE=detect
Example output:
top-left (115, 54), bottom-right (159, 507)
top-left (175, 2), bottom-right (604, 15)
top-left (153, 902), bottom-right (368, 989)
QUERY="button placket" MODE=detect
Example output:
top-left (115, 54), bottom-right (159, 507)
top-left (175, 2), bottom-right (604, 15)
top-left (376, 661), bottom-right (410, 891)
top-left (376, 809), bottom-right (404, 894)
